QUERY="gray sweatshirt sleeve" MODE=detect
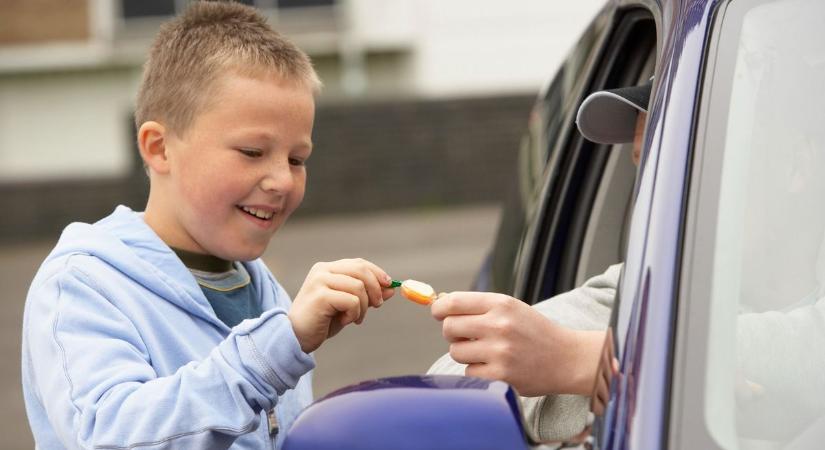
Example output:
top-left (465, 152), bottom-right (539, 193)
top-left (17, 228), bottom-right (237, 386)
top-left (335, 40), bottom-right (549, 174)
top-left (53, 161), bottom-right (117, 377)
top-left (427, 263), bottom-right (621, 443)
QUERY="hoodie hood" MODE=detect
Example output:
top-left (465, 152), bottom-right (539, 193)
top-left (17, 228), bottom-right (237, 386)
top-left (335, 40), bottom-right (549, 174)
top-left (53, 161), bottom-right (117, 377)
top-left (45, 205), bottom-right (222, 327)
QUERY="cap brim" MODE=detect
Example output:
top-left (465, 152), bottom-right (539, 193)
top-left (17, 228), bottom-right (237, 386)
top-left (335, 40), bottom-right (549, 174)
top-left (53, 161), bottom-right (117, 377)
top-left (575, 82), bottom-right (651, 144)
top-left (576, 92), bottom-right (645, 144)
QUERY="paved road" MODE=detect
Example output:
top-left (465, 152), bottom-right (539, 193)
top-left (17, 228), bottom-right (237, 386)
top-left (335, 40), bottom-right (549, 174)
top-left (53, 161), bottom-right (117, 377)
top-left (1, 204), bottom-right (500, 449)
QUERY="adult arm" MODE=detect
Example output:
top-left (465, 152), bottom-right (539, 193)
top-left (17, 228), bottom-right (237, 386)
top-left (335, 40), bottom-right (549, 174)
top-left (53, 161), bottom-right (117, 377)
top-left (427, 264), bottom-right (621, 442)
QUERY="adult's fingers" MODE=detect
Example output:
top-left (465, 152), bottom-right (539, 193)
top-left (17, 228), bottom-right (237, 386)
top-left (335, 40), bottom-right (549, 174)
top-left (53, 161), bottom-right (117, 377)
top-left (449, 340), bottom-right (489, 366)
top-left (441, 314), bottom-right (485, 342)
top-left (464, 362), bottom-right (502, 383)
top-left (591, 336), bottom-right (616, 416)
top-left (591, 373), bottom-right (609, 416)
top-left (431, 291), bottom-right (502, 320)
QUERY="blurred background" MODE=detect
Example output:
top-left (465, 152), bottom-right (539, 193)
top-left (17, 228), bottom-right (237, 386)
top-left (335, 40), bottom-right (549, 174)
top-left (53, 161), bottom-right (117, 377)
top-left (0, 0), bottom-right (602, 447)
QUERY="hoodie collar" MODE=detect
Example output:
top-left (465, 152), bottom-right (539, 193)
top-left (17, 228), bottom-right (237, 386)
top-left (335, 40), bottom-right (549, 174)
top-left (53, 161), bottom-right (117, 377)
top-left (91, 205), bottom-right (228, 329)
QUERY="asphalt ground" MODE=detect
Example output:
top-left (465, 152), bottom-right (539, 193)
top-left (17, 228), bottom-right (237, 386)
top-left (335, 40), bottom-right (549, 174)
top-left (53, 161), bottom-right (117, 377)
top-left (0, 204), bottom-right (500, 449)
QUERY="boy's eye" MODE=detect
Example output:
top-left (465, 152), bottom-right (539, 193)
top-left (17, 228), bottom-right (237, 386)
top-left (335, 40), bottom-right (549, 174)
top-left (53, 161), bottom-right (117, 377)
top-left (289, 158), bottom-right (306, 166)
top-left (238, 148), bottom-right (263, 158)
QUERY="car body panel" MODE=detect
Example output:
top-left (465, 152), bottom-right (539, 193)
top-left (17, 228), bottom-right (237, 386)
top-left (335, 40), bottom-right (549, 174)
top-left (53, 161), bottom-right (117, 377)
top-left (606, 1), bottom-right (721, 449)
top-left (282, 375), bottom-right (529, 450)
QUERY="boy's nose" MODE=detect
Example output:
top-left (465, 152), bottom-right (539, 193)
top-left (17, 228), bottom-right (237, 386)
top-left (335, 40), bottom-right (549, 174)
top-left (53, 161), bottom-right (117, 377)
top-left (260, 162), bottom-right (295, 193)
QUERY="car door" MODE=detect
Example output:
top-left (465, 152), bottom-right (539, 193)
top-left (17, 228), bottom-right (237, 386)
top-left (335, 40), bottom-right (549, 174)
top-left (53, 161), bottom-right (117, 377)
top-left (595, 0), bottom-right (825, 449)
top-left (666, 0), bottom-right (825, 449)
top-left (591, 0), bottom-right (717, 447)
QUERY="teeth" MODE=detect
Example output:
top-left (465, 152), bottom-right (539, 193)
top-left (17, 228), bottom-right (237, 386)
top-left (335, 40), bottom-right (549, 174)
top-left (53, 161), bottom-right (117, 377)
top-left (241, 206), bottom-right (274, 220)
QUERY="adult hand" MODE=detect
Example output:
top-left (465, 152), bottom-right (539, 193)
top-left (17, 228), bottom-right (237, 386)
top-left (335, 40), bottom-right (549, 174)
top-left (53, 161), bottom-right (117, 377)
top-left (591, 328), bottom-right (619, 416)
top-left (431, 292), bottom-right (604, 397)
top-left (289, 258), bottom-right (394, 353)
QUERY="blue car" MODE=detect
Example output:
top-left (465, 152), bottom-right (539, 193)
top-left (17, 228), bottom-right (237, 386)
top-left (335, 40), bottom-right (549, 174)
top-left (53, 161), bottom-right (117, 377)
top-left (285, 0), bottom-right (825, 448)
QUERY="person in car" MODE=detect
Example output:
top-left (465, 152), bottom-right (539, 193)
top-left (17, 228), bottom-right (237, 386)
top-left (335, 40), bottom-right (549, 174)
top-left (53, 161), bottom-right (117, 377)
top-left (427, 80), bottom-right (652, 443)
top-left (430, 79), bottom-right (825, 445)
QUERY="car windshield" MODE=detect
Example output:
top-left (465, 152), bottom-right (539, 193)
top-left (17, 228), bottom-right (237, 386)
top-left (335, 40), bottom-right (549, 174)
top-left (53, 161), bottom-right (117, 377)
top-left (704, 0), bottom-right (825, 448)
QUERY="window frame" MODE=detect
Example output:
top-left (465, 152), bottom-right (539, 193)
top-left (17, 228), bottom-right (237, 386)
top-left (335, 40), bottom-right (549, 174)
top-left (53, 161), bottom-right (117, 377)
top-left (485, 9), bottom-right (613, 297)
top-left (520, 8), bottom-right (658, 305)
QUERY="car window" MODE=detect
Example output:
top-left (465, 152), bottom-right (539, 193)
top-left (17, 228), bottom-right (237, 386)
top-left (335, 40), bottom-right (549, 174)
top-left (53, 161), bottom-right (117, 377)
top-left (526, 10), bottom-right (656, 303)
top-left (486, 12), bottom-right (610, 296)
top-left (574, 48), bottom-right (656, 287)
top-left (680, 0), bottom-right (825, 448)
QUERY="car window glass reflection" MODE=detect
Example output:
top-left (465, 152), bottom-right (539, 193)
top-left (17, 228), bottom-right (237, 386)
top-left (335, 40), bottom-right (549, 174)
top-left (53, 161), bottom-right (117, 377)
top-left (705, 0), bottom-right (825, 447)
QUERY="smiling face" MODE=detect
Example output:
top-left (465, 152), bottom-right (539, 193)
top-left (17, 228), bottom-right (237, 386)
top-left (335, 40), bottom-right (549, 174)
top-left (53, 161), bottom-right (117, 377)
top-left (142, 71), bottom-right (315, 261)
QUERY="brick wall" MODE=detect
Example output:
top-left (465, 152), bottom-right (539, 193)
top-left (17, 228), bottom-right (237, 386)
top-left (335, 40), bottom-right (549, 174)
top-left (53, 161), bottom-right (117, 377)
top-left (0, 0), bottom-right (89, 44)
top-left (301, 95), bottom-right (533, 213)
top-left (0, 94), bottom-right (534, 242)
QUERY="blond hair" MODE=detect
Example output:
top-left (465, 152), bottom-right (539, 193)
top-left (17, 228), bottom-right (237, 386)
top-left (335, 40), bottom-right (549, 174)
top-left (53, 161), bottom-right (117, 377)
top-left (134, 0), bottom-right (321, 136)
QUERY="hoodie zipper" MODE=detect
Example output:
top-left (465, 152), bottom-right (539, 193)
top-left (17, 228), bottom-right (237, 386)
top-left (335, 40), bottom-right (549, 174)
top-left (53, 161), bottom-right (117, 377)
top-left (267, 408), bottom-right (279, 449)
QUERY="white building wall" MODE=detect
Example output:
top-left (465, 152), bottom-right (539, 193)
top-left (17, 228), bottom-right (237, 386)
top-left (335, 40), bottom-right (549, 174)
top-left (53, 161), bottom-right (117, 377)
top-left (410, 0), bottom-right (604, 97)
top-left (0, 70), bottom-right (138, 181)
top-left (0, 0), bottom-right (607, 181)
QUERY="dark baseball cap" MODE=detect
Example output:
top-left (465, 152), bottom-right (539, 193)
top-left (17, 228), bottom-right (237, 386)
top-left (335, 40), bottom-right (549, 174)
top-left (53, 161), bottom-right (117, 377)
top-left (576, 80), bottom-right (652, 144)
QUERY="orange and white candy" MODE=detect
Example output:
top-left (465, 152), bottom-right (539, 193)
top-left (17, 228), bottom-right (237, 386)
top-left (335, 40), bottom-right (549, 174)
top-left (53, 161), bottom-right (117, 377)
top-left (399, 279), bottom-right (437, 305)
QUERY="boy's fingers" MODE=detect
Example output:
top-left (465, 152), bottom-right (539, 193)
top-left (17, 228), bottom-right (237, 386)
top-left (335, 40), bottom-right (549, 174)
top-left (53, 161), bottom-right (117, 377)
top-left (362, 261), bottom-right (394, 306)
top-left (324, 273), bottom-right (368, 323)
top-left (431, 291), bottom-right (497, 320)
top-left (357, 258), bottom-right (393, 287)
top-left (326, 289), bottom-right (363, 326)
top-left (328, 259), bottom-right (386, 308)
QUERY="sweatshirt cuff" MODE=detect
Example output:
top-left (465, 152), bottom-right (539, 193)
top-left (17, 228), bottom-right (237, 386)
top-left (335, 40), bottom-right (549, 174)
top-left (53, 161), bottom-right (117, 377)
top-left (234, 308), bottom-right (315, 393)
top-left (523, 394), bottom-right (591, 442)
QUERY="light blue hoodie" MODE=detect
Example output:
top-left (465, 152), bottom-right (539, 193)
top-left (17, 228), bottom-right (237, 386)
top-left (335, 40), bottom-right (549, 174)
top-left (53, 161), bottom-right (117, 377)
top-left (21, 205), bottom-right (314, 449)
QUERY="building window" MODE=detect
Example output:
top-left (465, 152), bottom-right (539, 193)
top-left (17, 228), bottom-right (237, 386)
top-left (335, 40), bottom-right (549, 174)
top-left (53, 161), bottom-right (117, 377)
top-left (121, 0), bottom-right (176, 19)
top-left (120, 0), bottom-right (335, 19)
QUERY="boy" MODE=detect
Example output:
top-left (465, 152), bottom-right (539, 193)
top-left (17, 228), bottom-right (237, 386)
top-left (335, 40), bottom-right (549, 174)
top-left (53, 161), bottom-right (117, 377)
top-left (21, 2), bottom-right (393, 449)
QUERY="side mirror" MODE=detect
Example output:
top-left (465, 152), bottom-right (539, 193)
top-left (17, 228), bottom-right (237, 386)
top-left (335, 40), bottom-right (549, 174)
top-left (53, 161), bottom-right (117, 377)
top-left (283, 375), bottom-right (530, 450)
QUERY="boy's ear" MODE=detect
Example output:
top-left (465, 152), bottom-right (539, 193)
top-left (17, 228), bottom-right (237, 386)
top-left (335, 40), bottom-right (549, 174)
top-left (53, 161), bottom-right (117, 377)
top-left (138, 121), bottom-right (171, 175)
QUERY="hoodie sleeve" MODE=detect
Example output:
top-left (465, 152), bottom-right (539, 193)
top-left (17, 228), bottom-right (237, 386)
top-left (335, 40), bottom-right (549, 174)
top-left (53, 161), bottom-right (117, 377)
top-left (25, 262), bottom-right (314, 450)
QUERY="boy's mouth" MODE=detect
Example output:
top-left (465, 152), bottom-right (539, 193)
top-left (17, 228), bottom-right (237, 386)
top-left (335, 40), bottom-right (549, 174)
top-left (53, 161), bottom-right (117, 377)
top-left (238, 205), bottom-right (275, 221)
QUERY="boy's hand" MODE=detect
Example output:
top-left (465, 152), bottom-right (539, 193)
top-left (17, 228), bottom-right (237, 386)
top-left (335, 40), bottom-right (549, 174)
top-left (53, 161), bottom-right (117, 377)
top-left (289, 258), bottom-right (395, 353)
top-left (431, 292), bottom-right (604, 397)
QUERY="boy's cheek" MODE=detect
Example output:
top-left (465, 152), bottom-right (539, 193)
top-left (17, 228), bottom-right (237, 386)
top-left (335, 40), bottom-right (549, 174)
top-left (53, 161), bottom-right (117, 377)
top-left (287, 184), bottom-right (307, 212)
